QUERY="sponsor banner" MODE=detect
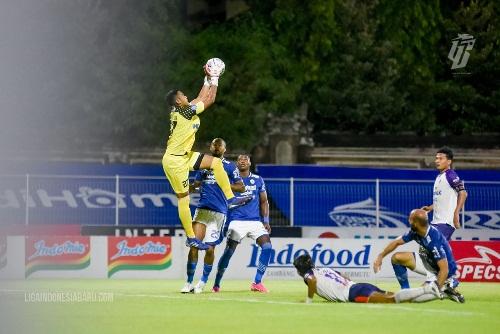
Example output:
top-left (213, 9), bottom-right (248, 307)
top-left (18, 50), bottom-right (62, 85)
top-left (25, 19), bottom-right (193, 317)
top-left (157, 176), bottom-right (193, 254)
top-left (451, 241), bottom-right (500, 282)
top-left (25, 236), bottom-right (91, 278)
top-left (302, 227), bottom-right (500, 241)
top-left (2, 170), bottom-right (498, 229)
top-left (107, 237), bottom-right (172, 278)
top-left (265, 179), bottom-right (500, 229)
top-left (215, 238), bottom-right (420, 281)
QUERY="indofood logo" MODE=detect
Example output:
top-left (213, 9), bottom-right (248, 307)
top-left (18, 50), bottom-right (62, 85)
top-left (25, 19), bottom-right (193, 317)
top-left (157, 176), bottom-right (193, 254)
top-left (0, 186), bottom-right (200, 209)
top-left (248, 243), bottom-right (371, 269)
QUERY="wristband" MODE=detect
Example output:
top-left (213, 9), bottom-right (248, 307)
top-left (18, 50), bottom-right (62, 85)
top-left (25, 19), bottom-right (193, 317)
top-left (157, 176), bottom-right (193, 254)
top-left (262, 216), bottom-right (269, 224)
top-left (203, 76), bottom-right (210, 86)
top-left (210, 76), bottom-right (219, 86)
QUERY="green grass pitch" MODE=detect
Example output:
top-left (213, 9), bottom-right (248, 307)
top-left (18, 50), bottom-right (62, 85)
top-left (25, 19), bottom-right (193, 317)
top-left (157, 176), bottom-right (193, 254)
top-left (1, 280), bottom-right (499, 334)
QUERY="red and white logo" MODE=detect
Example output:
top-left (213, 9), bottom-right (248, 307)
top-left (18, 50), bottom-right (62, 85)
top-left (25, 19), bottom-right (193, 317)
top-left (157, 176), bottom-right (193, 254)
top-left (451, 241), bottom-right (500, 282)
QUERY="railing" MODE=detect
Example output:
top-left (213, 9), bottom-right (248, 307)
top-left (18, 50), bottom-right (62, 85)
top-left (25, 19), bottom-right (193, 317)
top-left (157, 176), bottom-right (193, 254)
top-left (1, 174), bottom-right (499, 229)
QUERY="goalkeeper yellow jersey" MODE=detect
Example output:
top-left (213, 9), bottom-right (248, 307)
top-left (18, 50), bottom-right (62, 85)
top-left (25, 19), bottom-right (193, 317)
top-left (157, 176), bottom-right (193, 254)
top-left (165, 101), bottom-right (205, 155)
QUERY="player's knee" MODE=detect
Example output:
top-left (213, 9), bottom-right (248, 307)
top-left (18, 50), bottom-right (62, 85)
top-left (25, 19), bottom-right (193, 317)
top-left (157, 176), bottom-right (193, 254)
top-left (206, 247), bottom-right (215, 256)
top-left (391, 252), bottom-right (404, 265)
top-left (188, 247), bottom-right (198, 259)
top-left (260, 242), bottom-right (272, 250)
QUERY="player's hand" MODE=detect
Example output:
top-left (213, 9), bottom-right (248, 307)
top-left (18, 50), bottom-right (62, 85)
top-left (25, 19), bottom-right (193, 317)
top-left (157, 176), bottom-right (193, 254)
top-left (263, 223), bottom-right (271, 234)
top-left (453, 212), bottom-right (461, 229)
top-left (426, 281), bottom-right (444, 300)
top-left (373, 255), bottom-right (383, 273)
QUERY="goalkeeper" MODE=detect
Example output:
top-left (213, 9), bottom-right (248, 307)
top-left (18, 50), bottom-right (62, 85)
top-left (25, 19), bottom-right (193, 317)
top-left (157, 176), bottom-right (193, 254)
top-left (163, 59), bottom-right (251, 250)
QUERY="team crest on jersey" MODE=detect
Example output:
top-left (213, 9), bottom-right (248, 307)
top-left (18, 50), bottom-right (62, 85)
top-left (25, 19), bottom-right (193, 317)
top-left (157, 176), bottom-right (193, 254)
top-left (192, 124), bottom-right (199, 130)
top-left (250, 179), bottom-right (255, 184)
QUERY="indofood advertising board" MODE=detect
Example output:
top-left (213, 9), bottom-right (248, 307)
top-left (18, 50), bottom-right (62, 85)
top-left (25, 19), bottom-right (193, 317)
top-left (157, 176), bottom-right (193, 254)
top-left (1, 237), bottom-right (498, 282)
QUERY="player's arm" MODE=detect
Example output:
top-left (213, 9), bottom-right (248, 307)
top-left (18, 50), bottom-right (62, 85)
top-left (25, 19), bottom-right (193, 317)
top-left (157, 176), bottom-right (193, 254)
top-left (191, 78), bottom-right (217, 111)
top-left (421, 204), bottom-right (433, 212)
top-left (373, 237), bottom-right (405, 273)
top-left (304, 274), bottom-right (317, 303)
top-left (453, 190), bottom-right (467, 229)
top-left (191, 78), bottom-right (210, 106)
top-left (260, 190), bottom-right (271, 234)
top-left (435, 258), bottom-right (449, 289)
top-left (231, 180), bottom-right (245, 193)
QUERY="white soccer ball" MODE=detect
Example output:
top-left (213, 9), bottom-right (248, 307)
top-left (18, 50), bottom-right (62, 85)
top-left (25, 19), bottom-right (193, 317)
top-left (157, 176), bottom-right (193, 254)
top-left (205, 58), bottom-right (225, 77)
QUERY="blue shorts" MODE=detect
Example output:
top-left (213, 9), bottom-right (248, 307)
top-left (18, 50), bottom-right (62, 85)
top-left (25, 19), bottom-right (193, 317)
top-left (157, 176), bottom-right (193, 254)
top-left (431, 223), bottom-right (455, 241)
top-left (348, 283), bottom-right (385, 303)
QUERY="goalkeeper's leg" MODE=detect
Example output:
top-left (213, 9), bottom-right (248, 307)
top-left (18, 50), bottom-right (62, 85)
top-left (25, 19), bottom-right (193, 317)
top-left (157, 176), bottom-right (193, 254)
top-left (197, 154), bottom-right (234, 200)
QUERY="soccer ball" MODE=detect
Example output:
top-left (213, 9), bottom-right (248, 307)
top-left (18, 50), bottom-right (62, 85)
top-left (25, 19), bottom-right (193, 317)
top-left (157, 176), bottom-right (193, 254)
top-left (205, 58), bottom-right (225, 77)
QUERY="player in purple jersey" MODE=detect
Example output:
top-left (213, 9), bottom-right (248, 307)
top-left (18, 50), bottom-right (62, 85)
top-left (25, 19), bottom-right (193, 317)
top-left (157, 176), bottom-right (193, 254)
top-left (181, 138), bottom-right (249, 294)
top-left (421, 147), bottom-right (468, 240)
top-left (212, 154), bottom-right (273, 293)
top-left (294, 254), bottom-right (441, 304)
top-left (373, 209), bottom-right (465, 303)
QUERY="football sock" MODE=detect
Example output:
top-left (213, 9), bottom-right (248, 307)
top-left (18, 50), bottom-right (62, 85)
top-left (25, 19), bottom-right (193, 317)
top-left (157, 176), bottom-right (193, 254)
top-left (214, 247), bottom-right (235, 286)
top-left (186, 262), bottom-right (197, 284)
top-left (392, 264), bottom-right (410, 289)
top-left (411, 293), bottom-right (438, 303)
top-left (201, 263), bottom-right (213, 283)
top-left (394, 287), bottom-right (426, 303)
top-left (177, 196), bottom-right (195, 238)
top-left (254, 243), bottom-right (272, 284)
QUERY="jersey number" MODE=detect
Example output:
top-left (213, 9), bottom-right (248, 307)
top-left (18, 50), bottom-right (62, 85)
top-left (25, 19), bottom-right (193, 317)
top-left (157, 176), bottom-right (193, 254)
top-left (168, 120), bottom-right (178, 139)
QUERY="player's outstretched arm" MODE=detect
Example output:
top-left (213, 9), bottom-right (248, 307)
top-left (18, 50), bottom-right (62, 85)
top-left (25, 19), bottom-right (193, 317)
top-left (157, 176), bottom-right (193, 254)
top-left (373, 238), bottom-right (405, 273)
top-left (435, 258), bottom-right (449, 289)
top-left (304, 275), bottom-right (317, 304)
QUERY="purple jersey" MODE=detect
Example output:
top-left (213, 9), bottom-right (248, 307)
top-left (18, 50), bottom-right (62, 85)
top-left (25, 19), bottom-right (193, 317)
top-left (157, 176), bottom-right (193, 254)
top-left (432, 169), bottom-right (465, 227)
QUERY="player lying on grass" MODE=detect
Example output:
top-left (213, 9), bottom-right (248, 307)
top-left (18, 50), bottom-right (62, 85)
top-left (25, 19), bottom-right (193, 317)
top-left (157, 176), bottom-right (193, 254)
top-left (293, 254), bottom-right (441, 304)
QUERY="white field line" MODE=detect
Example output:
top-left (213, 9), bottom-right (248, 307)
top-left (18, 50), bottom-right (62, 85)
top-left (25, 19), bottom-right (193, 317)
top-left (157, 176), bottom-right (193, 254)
top-left (0, 289), bottom-right (484, 316)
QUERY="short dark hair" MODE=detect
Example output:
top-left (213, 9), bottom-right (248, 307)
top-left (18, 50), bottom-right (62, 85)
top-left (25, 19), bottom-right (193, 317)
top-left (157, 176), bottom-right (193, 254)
top-left (293, 254), bottom-right (314, 276)
top-left (437, 146), bottom-right (454, 160)
top-left (165, 89), bottom-right (179, 107)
